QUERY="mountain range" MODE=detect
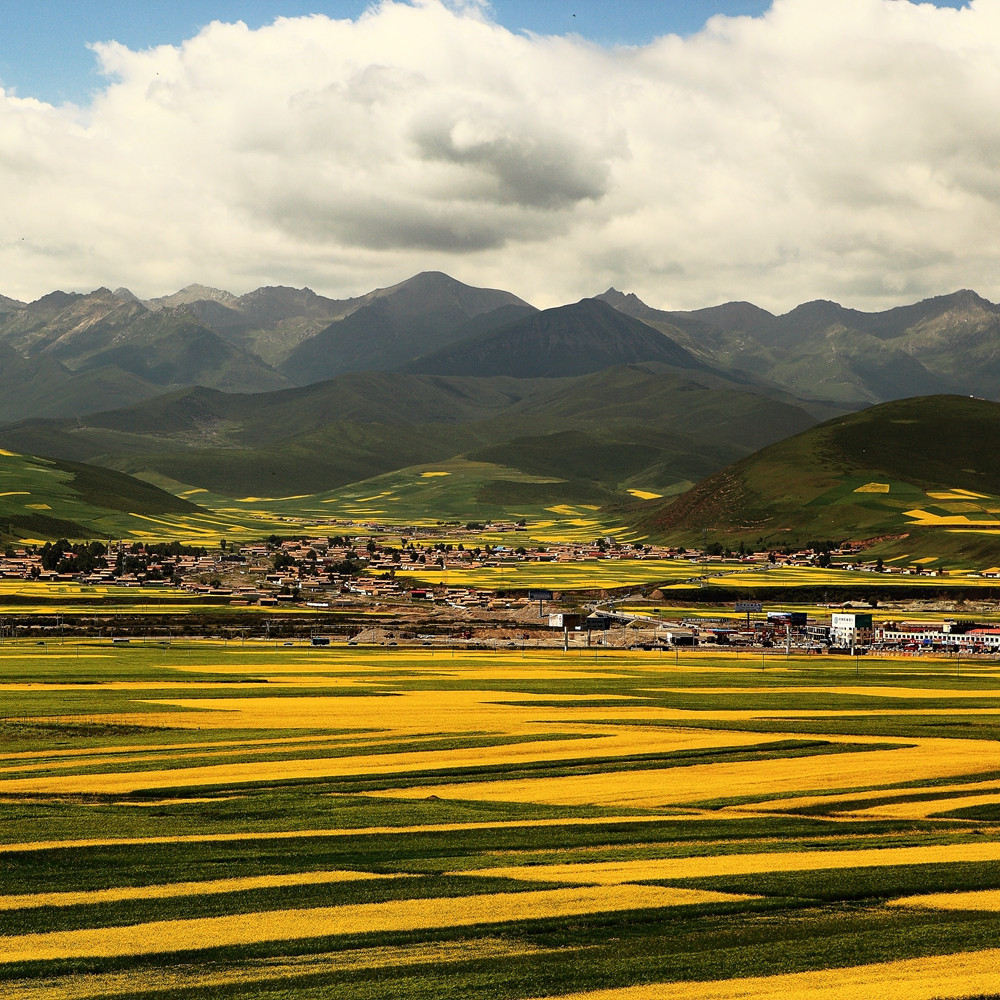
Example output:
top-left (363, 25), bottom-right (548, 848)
top-left (598, 286), bottom-right (1000, 405)
top-left (3, 270), bottom-right (1000, 546)
top-left (4, 272), bottom-right (999, 422)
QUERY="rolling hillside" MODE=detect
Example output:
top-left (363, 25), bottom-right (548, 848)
top-left (6, 270), bottom-right (1000, 543)
top-left (0, 365), bottom-right (825, 501)
top-left (0, 344), bottom-right (157, 423)
top-left (648, 394), bottom-right (1000, 559)
top-left (0, 449), bottom-right (207, 541)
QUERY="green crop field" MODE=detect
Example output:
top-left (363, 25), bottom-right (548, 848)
top-left (0, 580), bottom-right (362, 620)
top-left (4, 642), bottom-right (1000, 998)
top-left (3, 449), bottom-right (653, 547)
top-left (0, 450), bottom-right (348, 546)
top-left (206, 458), bottom-right (648, 545)
top-left (382, 557), bottom-right (1000, 595)
top-left (689, 563), bottom-right (1000, 591)
top-left (380, 558), bottom-right (705, 592)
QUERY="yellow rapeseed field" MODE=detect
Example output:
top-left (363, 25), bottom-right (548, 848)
top-left (651, 685), bottom-right (1000, 700)
top-left (527, 948), bottom-right (1000, 1000)
top-left (855, 791), bottom-right (1000, 820)
top-left (471, 840), bottom-right (1000, 883)
top-left (0, 720), bottom-right (773, 794)
top-left (927, 490), bottom-right (990, 500)
top-left (11, 644), bottom-right (1000, 996)
top-left (372, 735), bottom-right (1000, 808)
top-left (0, 732), bottom-right (357, 763)
top-left (891, 890), bottom-right (1000, 911)
top-left (756, 776), bottom-right (1000, 818)
top-left (0, 886), bottom-right (753, 963)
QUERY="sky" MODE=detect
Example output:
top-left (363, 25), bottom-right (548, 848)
top-left (0, 0), bottom-right (990, 311)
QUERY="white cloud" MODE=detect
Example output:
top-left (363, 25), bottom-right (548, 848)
top-left (0, 0), bottom-right (998, 311)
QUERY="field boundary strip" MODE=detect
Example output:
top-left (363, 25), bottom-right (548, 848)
top-left (0, 815), bottom-right (673, 854)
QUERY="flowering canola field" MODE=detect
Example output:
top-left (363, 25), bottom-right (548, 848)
top-left (3, 643), bottom-right (1000, 998)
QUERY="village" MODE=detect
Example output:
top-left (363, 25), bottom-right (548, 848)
top-left (1, 529), bottom-right (999, 653)
top-left (0, 526), bottom-right (943, 594)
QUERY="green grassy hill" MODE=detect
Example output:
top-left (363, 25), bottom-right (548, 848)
top-left (647, 394), bottom-right (1000, 560)
top-left (0, 450), bottom-right (208, 542)
top-left (0, 365), bottom-right (824, 503)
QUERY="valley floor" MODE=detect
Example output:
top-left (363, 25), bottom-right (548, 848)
top-left (3, 643), bottom-right (1000, 998)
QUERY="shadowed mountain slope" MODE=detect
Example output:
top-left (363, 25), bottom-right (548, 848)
top-left (408, 298), bottom-right (707, 378)
top-left (280, 271), bottom-right (531, 382)
top-left (0, 287), bottom-right (288, 404)
top-left (599, 287), bottom-right (1000, 405)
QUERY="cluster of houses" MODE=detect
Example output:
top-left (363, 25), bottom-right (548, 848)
top-left (0, 532), bottom-right (936, 591)
top-left (876, 619), bottom-right (1000, 652)
top-left (0, 544), bottom-right (219, 586)
top-left (689, 610), bottom-right (1000, 654)
top-left (5, 535), bottom-right (1000, 650)
top-left (816, 612), bottom-right (1000, 652)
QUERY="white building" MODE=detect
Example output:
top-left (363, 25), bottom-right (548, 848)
top-left (830, 612), bottom-right (874, 649)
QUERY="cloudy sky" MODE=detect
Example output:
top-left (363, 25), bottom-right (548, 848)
top-left (0, 0), bottom-right (991, 312)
